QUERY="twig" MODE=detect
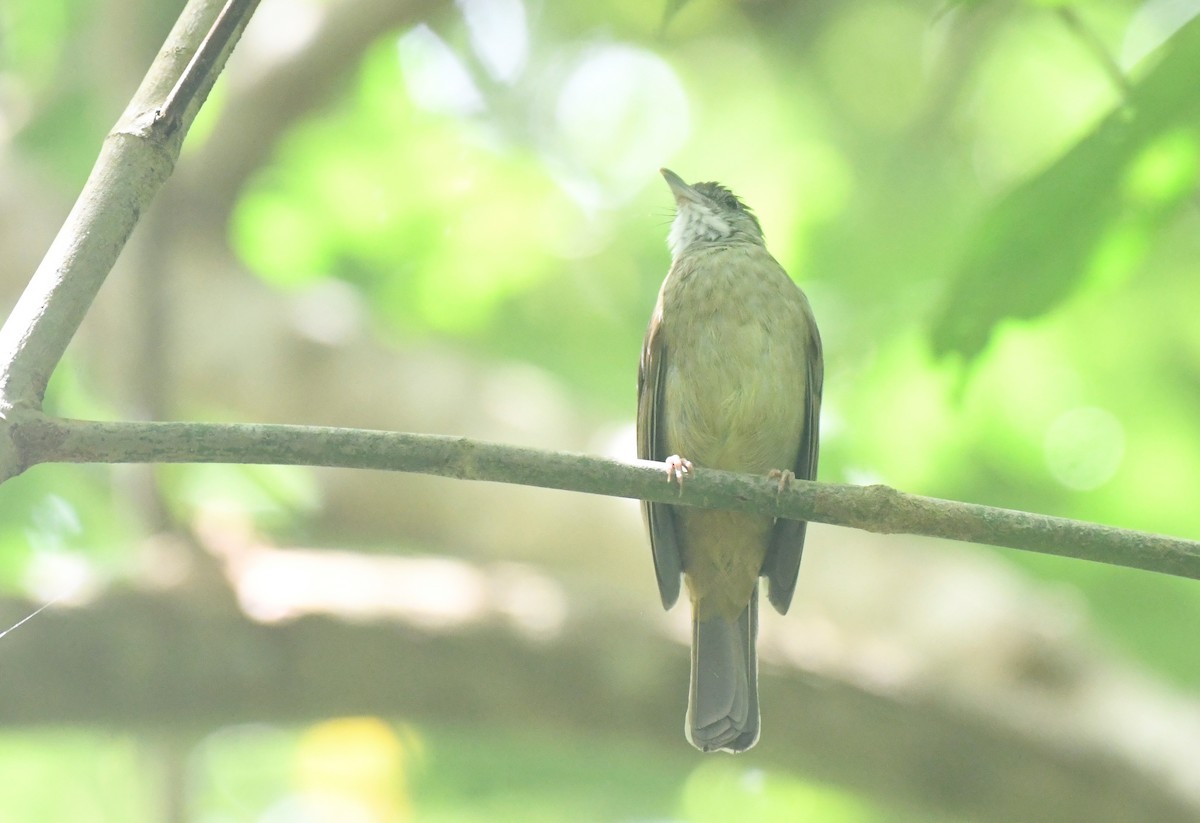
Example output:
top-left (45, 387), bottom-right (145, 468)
top-left (156, 0), bottom-right (261, 134)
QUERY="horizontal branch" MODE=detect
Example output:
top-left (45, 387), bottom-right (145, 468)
top-left (10, 414), bottom-right (1200, 580)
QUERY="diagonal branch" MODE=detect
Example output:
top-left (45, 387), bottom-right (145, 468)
top-left (9, 413), bottom-right (1200, 580)
top-left (156, 0), bottom-right (263, 135)
top-left (0, 0), bottom-right (261, 411)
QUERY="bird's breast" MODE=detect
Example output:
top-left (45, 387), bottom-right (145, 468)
top-left (660, 244), bottom-right (812, 475)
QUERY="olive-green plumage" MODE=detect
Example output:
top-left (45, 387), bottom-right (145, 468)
top-left (638, 169), bottom-right (822, 753)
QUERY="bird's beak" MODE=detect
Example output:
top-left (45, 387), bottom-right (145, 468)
top-left (660, 168), bottom-right (704, 205)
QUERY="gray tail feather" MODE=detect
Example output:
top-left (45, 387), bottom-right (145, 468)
top-left (686, 588), bottom-right (759, 753)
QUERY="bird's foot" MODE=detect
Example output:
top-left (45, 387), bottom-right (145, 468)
top-left (664, 455), bottom-right (693, 490)
top-left (768, 468), bottom-right (795, 501)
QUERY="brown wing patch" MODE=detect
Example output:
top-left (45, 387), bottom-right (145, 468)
top-left (638, 302), bottom-right (682, 609)
top-left (764, 306), bottom-right (823, 614)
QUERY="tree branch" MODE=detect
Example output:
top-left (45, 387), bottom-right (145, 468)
top-left (0, 0), bottom-right (260, 411)
top-left (156, 0), bottom-right (263, 134)
top-left (9, 414), bottom-right (1200, 579)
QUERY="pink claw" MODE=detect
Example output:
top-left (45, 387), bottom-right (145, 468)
top-left (768, 468), bottom-right (795, 495)
top-left (665, 454), bottom-right (693, 484)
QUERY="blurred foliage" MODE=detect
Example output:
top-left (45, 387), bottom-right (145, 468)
top-left (932, 14), bottom-right (1200, 360)
top-left (5, 0), bottom-right (1200, 818)
top-left (0, 722), bottom-right (898, 821)
top-left (0, 731), bottom-right (151, 821)
top-left (679, 760), bottom-right (894, 823)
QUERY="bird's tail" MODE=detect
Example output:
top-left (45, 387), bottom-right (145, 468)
top-left (686, 587), bottom-right (759, 753)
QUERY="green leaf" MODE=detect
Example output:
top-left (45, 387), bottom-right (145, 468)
top-left (931, 15), bottom-right (1200, 360)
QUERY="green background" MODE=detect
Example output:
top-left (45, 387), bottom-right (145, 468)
top-left (1, 0), bottom-right (1199, 819)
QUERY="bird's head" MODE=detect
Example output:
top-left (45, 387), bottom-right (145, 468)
top-left (660, 168), bottom-right (764, 258)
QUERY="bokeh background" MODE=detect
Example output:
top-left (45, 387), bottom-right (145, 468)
top-left (2, 0), bottom-right (1200, 820)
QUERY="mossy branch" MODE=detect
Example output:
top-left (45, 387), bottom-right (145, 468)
top-left (7, 413), bottom-right (1199, 580)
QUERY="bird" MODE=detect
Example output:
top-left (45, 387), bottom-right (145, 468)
top-left (637, 168), bottom-right (823, 753)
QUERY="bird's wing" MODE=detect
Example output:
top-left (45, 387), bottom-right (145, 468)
top-left (764, 299), bottom-right (823, 615)
top-left (638, 300), bottom-right (683, 610)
